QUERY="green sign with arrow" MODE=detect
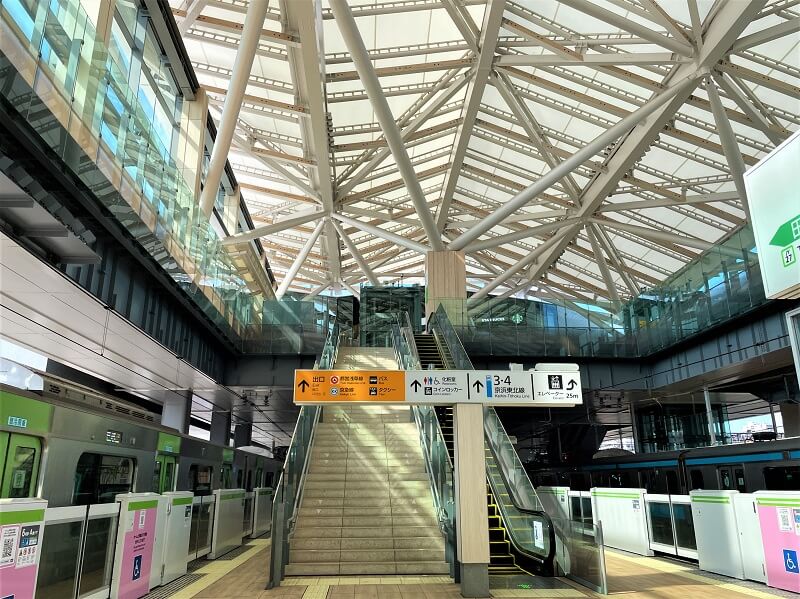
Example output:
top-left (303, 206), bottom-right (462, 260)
top-left (769, 215), bottom-right (800, 247)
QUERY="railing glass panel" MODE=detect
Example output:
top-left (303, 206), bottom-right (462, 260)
top-left (431, 306), bottom-right (608, 588)
top-left (268, 318), bottom-right (344, 587)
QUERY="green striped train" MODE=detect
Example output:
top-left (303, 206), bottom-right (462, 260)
top-left (0, 379), bottom-right (282, 507)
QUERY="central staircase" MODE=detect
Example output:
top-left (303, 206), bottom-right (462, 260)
top-left (286, 345), bottom-right (448, 576)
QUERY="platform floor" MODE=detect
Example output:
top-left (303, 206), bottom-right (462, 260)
top-left (147, 538), bottom-right (792, 599)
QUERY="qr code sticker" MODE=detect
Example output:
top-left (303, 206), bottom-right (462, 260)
top-left (1, 526), bottom-right (20, 567)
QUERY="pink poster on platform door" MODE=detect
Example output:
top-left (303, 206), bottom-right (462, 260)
top-left (758, 502), bottom-right (800, 593)
top-left (118, 506), bottom-right (157, 599)
top-left (0, 521), bottom-right (43, 599)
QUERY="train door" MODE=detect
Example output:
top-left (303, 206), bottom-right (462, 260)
top-left (152, 454), bottom-right (177, 493)
top-left (160, 455), bottom-right (177, 493)
top-left (0, 432), bottom-right (41, 498)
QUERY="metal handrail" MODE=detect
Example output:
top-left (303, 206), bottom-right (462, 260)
top-left (268, 318), bottom-right (341, 588)
top-left (430, 304), bottom-right (557, 573)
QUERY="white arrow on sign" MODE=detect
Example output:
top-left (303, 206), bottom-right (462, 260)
top-left (468, 371), bottom-right (534, 405)
top-left (531, 371), bottom-right (582, 406)
top-left (404, 370), bottom-right (469, 404)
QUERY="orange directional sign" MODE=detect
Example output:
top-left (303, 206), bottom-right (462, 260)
top-left (294, 370), bottom-right (405, 403)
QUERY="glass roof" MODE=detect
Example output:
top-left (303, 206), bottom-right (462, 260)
top-left (170, 0), bottom-right (800, 303)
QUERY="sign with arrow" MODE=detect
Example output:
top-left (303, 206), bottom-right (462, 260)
top-left (468, 371), bottom-right (534, 404)
top-left (532, 370), bottom-right (582, 406)
top-left (294, 370), bottom-right (405, 403)
top-left (745, 131), bottom-right (800, 299)
top-left (404, 371), bottom-right (468, 404)
top-left (294, 367), bottom-right (582, 406)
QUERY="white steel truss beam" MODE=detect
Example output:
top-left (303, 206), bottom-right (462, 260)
top-left (437, 0), bottom-right (507, 231)
top-left (732, 17), bottom-right (800, 52)
top-left (494, 53), bottom-right (690, 67)
top-left (558, 0), bottom-right (694, 56)
top-left (330, 220), bottom-right (383, 288)
top-left (448, 69), bottom-right (700, 251)
top-left (705, 79), bottom-right (751, 219)
top-left (591, 218), bottom-right (746, 258)
top-left (330, 0), bottom-right (444, 250)
top-left (276, 220), bottom-right (326, 299)
top-left (198, 0), bottom-right (269, 218)
top-left (221, 210), bottom-right (324, 246)
top-left (586, 225), bottom-right (621, 308)
top-left (331, 214), bottom-right (430, 254)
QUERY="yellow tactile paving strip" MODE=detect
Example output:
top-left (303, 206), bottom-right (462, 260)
top-left (168, 538), bottom-right (270, 599)
top-left (168, 538), bottom-right (788, 598)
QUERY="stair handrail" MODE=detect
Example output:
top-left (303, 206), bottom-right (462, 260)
top-left (383, 314), bottom-right (458, 579)
top-left (267, 318), bottom-right (340, 588)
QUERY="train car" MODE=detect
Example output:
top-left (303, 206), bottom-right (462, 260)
top-left (0, 374), bottom-right (282, 507)
top-left (528, 437), bottom-right (800, 494)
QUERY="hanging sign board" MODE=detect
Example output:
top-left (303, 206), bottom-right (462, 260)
top-left (744, 130), bottom-right (800, 299)
top-left (467, 370), bottom-right (534, 404)
top-left (531, 371), bottom-right (583, 406)
top-left (404, 371), bottom-right (470, 403)
top-left (294, 367), bottom-right (582, 407)
top-left (293, 370), bottom-right (405, 403)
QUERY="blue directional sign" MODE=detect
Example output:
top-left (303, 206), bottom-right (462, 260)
top-left (784, 549), bottom-right (798, 574)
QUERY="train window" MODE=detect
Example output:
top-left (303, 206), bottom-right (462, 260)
top-left (73, 453), bottom-right (135, 505)
top-left (734, 468), bottom-right (746, 492)
top-left (666, 471), bottom-right (679, 494)
top-left (690, 469), bottom-right (704, 490)
top-left (151, 459), bottom-right (162, 493)
top-left (719, 468), bottom-right (732, 490)
top-left (764, 466), bottom-right (800, 491)
top-left (220, 464), bottom-right (232, 489)
top-left (265, 471), bottom-right (274, 488)
top-left (1, 433), bottom-right (41, 499)
top-left (189, 464), bottom-right (212, 495)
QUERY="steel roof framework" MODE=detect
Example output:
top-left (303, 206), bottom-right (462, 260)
top-left (169, 0), bottom-right (799, 301)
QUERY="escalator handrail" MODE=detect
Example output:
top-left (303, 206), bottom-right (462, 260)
top-left (431, 304), bottom-right (556, 569)
top-left (484, 433), bottom-right (557, 568)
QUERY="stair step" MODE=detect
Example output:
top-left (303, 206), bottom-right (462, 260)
top-left (285, 561), bottom-right (450, 576)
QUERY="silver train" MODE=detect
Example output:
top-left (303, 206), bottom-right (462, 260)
top-left (0, 373), bottom-right (282, 507)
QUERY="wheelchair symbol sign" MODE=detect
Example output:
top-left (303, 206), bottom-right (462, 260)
top-left (784, 549), bottom-right (799, 574)
top-left (132, 554), bottom-right (142, 580)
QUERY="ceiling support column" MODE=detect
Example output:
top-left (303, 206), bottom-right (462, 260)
top-left (330, 220), bottom-right (382, 288)
top-left (705, 80), bottom-right (751, 220)
top-left (276, 220), bottom-right (326, 299)
top-left (586, 225), bottom-right (621, 309)
top-left (330, 0), bottom-right (444, 251)
top-left (469, 236), bottom-right (561, 301)
top-left (198, 0), bottom-right (269, 218)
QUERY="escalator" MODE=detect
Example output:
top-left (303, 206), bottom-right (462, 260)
top-left (414, 329), bottom-right (549, 576)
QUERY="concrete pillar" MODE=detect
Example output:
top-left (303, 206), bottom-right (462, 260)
top-left (425, 250), bottom-right (467, 324)
top-left (234, 422), bottom-right (252, 447)
top-left (703, 387), bottom-right (717, 445)
top-left (453, 403), bottom-right (490, 597)
top-left (161, 389), bottom-right (192, 434)
top-left (781, 403), bottom-right (800, 437)
top-left (210, 409), bottom-right (231, 446)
